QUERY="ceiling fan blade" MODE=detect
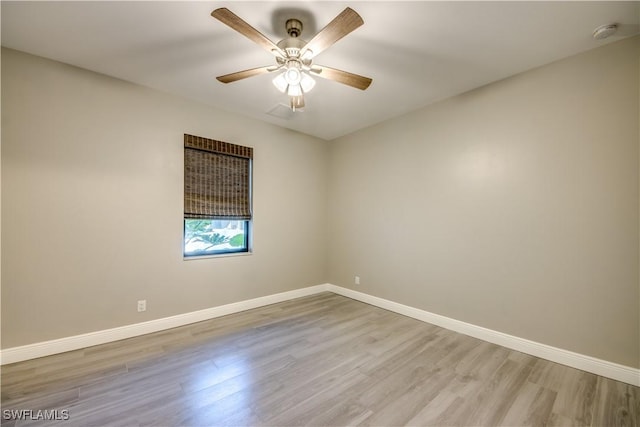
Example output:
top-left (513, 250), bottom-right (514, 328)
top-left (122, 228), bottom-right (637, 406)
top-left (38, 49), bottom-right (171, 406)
top-left (301, 7), bottom-right (364, 58)
top-left (312, 65), bottom-right (372, 90)
top-left (211, 8), bottom-right (286, 58)
top-left (216, 66), bottom-right (274, 84)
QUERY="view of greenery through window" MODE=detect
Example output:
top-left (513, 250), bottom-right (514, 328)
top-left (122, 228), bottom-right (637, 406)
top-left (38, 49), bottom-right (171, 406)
top-left (184, 219), bottom-right (248, 257)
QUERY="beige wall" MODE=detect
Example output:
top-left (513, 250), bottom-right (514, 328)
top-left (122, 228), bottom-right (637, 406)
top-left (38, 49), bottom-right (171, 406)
top-left (3, 36), bottom-right (639, 370)
top-left (1, 48), bottom-right (328, 348)
top-left (328, 36), bottom-right (640, 368)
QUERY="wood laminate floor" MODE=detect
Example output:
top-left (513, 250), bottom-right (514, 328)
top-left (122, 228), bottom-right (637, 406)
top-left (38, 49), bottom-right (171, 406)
top-left (1, 293), bottom-right (638, 426)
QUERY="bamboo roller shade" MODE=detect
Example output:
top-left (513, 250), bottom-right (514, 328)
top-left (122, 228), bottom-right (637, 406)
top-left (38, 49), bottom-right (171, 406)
top-left (184, 134), bottom-right (252, 220)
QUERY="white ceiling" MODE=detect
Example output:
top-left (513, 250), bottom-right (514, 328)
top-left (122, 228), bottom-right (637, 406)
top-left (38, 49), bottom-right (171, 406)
top-left (2, 1), bottom-right (638, 140)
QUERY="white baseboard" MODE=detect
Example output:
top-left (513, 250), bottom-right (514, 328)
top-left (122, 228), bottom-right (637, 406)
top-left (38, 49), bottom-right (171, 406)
top-left (326, 284), bottom-right (640, 387)
top-left (0, 284), bottom-right (329, 365)
top-left (2, 283), bottom-right (637, 386)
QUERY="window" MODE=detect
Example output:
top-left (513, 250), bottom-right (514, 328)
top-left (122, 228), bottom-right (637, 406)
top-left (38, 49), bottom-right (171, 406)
top-left (183, 134), bottom-right (252, 258)
top-left (184, 219), bottom-right (249, 256)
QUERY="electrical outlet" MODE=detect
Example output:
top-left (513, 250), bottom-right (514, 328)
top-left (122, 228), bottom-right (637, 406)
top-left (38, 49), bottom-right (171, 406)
top-left (354, 276), bottom-right (360, 285)
top-left (137, 300), bottom-right (147, 312)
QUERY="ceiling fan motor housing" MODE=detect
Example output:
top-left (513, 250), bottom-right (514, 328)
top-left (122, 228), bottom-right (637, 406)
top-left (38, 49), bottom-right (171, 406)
top-left (277, 37), bottom-right (306, 59)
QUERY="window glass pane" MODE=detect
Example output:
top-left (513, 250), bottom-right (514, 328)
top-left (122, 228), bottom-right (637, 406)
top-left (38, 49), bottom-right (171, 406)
top-left (184, 219), bottom-right (248, 257)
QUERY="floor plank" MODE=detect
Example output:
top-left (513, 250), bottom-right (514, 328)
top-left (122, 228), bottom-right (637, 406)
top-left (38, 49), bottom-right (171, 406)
top-left (591, 376), bottom-right (639, 427)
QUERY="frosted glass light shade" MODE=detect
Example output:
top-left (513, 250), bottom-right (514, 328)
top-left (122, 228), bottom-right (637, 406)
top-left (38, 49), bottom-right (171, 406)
top-left (284, 67), bottom-right (302, 85)
top-left (300, 73), bottom-right (316, 93)
top-left (272, 73), bottom-right (288, 93)
top-left (287, 83), bottom-right (303, 97)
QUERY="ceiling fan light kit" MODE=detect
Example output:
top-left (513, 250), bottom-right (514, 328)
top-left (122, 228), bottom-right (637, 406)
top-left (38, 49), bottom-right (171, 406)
top-left (211, 7), bottom-right (372, 112)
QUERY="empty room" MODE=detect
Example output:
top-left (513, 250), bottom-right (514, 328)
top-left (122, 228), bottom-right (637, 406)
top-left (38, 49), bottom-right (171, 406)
top-left (1, 1), bottom-right (639, 426)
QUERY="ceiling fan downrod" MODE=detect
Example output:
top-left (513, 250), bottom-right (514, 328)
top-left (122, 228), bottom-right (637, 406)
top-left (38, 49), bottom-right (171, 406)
top-left (286, 19), bottom-right (303, 38)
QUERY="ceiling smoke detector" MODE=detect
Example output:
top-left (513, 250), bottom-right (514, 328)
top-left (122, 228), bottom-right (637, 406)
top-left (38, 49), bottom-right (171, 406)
top-left (592, 24), bottom-right (618, 40)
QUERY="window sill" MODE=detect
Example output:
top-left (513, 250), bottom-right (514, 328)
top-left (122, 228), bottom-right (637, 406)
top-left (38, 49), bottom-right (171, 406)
top-left (183, 251), bottom-right (252, 261)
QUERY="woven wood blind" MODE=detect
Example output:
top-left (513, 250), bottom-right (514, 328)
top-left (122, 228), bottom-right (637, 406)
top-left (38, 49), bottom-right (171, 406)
top-left (184, 134), bottom-right (253, 220)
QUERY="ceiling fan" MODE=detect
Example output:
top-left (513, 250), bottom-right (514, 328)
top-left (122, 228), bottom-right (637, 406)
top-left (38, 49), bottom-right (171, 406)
top-left (211, 7), bottom-right (372, 111)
